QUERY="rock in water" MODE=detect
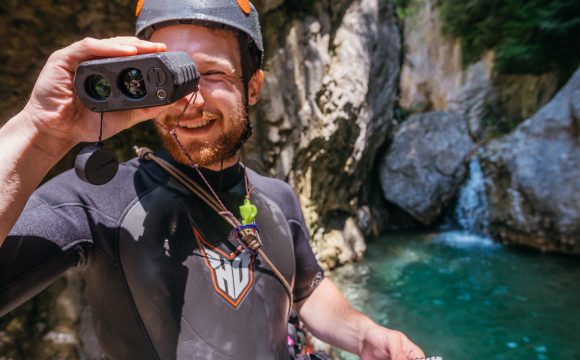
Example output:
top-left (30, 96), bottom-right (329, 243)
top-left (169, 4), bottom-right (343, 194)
top-left (481, 68), bottom-right (580, 253)
top-left (379, 112), bottom-right (475, 225)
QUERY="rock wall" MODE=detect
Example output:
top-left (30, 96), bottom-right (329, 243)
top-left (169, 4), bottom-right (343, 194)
top-left (247, 0), bottom-right (401, 268)
top-left (481, 68), bottom-right (580, 253)
top-left (399, 0), bottom-right (494, 135)
top-left (399, 0), bottom-right (559, 139)
top-left (0, 0), bottom-right (136, 123)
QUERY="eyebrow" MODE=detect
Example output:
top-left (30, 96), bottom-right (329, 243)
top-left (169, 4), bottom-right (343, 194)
top-left (194, 54), bottom-right (237, 73)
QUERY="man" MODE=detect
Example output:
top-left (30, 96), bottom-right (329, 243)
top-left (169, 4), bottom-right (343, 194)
top-left (0, 1), bottom-right (425, 359)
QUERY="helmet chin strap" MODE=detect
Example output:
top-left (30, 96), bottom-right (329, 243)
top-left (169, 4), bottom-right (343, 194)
top-left (153, 91), bottom-right (200, 168)
top-left (238, 31), bottom-right (253, 145)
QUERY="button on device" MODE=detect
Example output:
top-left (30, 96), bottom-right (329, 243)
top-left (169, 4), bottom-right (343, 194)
top-left (147, 67), bottom-right (167, 87)
top-left (156, 90), bottom-right (167, 100)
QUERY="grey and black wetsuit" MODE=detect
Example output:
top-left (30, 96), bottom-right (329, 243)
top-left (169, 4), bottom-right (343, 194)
top-left (0, 151), bottom-right (324, 359)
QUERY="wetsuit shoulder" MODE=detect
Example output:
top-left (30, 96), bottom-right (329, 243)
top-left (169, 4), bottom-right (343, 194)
top-left (245, 169), bottom-right (303, 221)
top-left (245, 168), bottom-right (325, 302)
top-left (0, 156), bottom-right (169, 316)
top-left (9, 156), bottom-right (167, 245)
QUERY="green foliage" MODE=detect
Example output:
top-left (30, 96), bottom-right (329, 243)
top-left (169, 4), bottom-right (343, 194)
top-left (393, 0), bottom-right (420, 19)
top-left (439, 0), bottom-right (580, 79)
top-left (480, 110), bottom-right (519, 138)
top-left (393, 102), bottom-right (432, 123)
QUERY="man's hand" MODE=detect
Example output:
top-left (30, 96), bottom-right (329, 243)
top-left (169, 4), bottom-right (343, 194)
top-left (0, 36), bottom-right (168, 245)
top-left (22, 36), bottom-right (168, 155)
top-left (359, 325), bottom-right (425, 360)
top-left (297, 278), bottom-right (425, 360)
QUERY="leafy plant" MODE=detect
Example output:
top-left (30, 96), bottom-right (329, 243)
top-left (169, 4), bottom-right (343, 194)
top-left (439, 0), bottom-right (580, 81)
top-left (393, 0), bottom-right (420, 19)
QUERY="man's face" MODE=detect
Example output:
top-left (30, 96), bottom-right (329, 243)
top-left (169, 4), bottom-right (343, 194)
top-left (150, 24), bottom-right (262, 168)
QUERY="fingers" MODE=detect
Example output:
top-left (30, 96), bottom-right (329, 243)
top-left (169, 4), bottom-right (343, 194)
top-left (405, 337), bottom-right (426, 360)
top-left (97, 102), bottom-right (172, 139)
top-left (409, 349), bottom-right (426, 359)
top-left (50, 37), bottom-right (167, 72)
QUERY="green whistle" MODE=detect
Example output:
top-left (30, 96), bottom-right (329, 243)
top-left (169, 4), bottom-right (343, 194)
top-left (239, 199), bottom-right (258, 225)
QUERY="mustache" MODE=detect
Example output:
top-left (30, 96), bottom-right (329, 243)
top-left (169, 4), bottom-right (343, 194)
top-left (177, 110), bottom-right (219, 123)
top-left (162, 109), bottom-right (219, 125)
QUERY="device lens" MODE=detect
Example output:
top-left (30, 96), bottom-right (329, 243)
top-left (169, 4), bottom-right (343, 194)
top-left (85, 74), bottom-right (111, 101)
top-left (119, 68), bottom-right (147, 99)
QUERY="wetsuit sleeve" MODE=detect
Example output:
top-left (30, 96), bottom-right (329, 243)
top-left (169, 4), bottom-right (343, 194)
top-left (288, 204), bottom-right (325, 302)
top-left (0, 190), bottom-right (92, 317)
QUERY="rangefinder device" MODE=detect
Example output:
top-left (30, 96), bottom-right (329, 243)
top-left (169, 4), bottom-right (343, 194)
top-left (74, 51), bottom-right (199, 112)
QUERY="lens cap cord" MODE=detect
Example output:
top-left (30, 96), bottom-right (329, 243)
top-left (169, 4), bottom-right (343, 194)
top-left (74, 112), bottom-right (119, 185)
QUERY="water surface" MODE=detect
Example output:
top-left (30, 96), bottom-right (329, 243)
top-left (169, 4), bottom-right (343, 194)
top-left (331, 231), bottom-right (580, 360)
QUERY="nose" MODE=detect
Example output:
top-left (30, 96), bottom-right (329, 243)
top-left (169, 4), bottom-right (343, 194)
top-left (179, 87), bottom-right (205, 109)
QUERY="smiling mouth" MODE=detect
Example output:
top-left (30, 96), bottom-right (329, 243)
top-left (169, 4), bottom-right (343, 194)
top-left (177, 112), bottom-right (218, 130)
top-left (179, 119), bottom-right (213, 129)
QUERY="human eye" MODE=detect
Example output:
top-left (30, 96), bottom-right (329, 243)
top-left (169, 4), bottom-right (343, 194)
top-left (200, 70), bottom-right (227, 81)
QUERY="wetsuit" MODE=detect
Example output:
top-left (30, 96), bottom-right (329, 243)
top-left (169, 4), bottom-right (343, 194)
top-left (0, 150), bottom-right (324, 360)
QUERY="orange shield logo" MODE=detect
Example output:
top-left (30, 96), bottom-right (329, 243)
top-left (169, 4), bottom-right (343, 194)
top-left (236, 0), bottom-right (251, 15)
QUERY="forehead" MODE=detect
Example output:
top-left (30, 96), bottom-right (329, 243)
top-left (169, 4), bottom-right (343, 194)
top-left (149, 24), bottom-right (240, 70)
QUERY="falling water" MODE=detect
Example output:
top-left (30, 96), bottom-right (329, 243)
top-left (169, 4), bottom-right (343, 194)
top-left (453, 156), bottom-right (489, 234)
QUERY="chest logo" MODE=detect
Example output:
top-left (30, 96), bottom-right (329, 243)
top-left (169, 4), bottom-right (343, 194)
top-left (194, 228), bottom-right (255, 308)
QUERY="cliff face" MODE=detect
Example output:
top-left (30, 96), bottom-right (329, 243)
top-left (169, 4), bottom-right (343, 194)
top-left (0, 0), bottom-right (135, 122)
top-left (399, 0), bottom-right (559, 139)
top-left (248, 0), bottom-right (401, 268)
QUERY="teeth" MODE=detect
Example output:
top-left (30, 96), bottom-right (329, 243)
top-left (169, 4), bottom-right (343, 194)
top-left (180, 119), bottom-right (211, 129)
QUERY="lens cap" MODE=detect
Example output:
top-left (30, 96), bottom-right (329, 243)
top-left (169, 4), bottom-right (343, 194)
top-left (75, 144), bottom-right (119, 185)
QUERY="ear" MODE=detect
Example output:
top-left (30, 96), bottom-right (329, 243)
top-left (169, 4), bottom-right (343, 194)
top-left (247, 69), bottom-right (264, 106)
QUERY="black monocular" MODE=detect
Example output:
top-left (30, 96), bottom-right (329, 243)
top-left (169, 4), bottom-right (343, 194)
top-left (73, 51), bottom-right (199, 112)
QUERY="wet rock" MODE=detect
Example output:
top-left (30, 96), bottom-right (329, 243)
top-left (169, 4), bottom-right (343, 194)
top-left (481, 68), bottom-right (580, 253)
top-left (313, 217), bottom-right (367, 270)
top-left (379, 112), bottom-right (475, 225)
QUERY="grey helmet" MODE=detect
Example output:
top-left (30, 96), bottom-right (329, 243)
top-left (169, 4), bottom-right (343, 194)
top-left (135, 0), bottom-right (263, 56)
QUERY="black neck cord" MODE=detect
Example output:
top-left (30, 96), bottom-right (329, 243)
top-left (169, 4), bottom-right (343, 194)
top-left (218, 158), bottom-right (224, 192)
top-left (98, 112), bottom-right (104, 146)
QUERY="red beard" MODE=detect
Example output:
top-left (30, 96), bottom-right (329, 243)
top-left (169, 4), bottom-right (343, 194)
top-left (155, 106), bottom-right (247, 167)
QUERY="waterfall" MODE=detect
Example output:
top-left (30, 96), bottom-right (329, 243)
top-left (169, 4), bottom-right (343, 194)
top-left (453, 156), bottom-right (490, 234)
